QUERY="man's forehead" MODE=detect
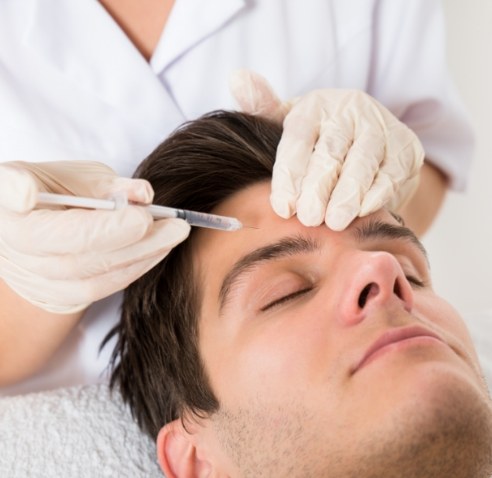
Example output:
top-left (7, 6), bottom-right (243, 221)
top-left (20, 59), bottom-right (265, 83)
top-left (196, 181), bottom-right (399, 245)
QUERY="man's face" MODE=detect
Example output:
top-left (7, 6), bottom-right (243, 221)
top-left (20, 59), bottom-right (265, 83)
top-left (191, 182), bottom-right (492, 477)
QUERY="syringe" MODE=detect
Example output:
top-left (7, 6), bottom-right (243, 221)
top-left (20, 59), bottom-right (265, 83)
top-left (36, 192), bottom-right (243, 232)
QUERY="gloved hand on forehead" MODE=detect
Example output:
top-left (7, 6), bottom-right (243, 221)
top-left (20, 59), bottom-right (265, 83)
top-left (230, 69), bottom-right (425, 231)
top-left (0, 161), bottom-right (190, 314)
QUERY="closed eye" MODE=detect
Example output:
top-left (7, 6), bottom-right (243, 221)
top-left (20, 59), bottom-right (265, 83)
top-left (406, 275), bottom-right (425, 288)
top-left (260, 287), bottom-right (314, 311)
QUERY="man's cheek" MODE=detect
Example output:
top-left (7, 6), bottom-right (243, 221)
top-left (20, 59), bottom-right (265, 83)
top-left (216, 332), bottom-right (314, 405)
top-left (415, 292), bottom-right (477, 358)
top-left (415, 292), bottom-right (460, 327)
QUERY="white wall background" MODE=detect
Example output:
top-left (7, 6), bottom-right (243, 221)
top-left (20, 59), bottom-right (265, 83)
top-left (423, 0), bottom-right (492, 316)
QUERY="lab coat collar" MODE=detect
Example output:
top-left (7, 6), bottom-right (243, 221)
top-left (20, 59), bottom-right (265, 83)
top-left (150, 0), bottom-right (247, 74)
top-left (24, 0), bottom-right (172, 116)
top-left (25, 0), bottom-right (248, 81)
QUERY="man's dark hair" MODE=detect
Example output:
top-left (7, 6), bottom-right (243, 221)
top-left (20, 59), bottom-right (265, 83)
top-left (104, 111), bottom-right (282, 439)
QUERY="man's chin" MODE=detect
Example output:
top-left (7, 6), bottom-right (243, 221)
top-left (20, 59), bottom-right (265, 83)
top-left (359, 369), bottom-right (492, 478)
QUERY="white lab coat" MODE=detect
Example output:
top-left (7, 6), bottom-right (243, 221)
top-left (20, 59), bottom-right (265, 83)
top-left (0, 0), bottom-right (473, 395)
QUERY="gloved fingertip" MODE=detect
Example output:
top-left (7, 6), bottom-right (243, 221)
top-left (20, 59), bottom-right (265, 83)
top-left (359, 189), bottom-right (388, 216)
top-left (0, 167), bottom-right (38, 212)
top-left (325, 209), bottom-right (356, 231)
top-left (359, 199), bottom-right (378, 217)
top-left (270, 194), bottom-right (294, 219)
top-left (228, 69), bottom-right (258, 111)
top-left (154, 218), bottom-right (191, 241)
top-left (298, 215), bottom-right (324, 227)
top-left (170, 217), bottom-right (192, 235)
top-left (228, 68), bottom-right (252, 90)
top-left (229, 69), bottom-right (285, 121)
top-left (116, 206), bottom-right (154, 237)
top-left (111, 177), bottom-right (154, 204)
top-left (358, 204), bottom-right (371, 217)
top-left (296, 203), bottom-right (325, 227)
top-left (133, 179), bottom-right (154, 204)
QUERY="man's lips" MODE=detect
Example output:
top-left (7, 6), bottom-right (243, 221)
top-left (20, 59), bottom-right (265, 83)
top-left (351, 326), bottom-right (445, 374)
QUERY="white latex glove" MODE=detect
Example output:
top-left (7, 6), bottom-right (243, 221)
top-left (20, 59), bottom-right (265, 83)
top-left (0, 161), bottom-right (190, 314)
top-left (230, 70), bottom-right (425, 230)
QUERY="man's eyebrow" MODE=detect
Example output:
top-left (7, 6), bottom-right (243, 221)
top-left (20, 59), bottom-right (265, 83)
top-left (218, 221), bottom-right (427, 313)
top-left (218, 236), bottom-right (319, 313)
top-left (354, 219), bottom-right (429, 263)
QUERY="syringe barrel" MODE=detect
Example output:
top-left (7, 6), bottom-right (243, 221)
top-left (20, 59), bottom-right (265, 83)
top-left (178, 210), bottom-right (242, 231)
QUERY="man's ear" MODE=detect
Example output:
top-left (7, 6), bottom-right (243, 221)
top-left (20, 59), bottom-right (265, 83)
top-left (157, 419), bottom-right (213, 478)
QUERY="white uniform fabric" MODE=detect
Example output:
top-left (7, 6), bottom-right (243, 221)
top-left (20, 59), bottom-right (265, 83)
top-left (0, 0), bottom-right (473, 396)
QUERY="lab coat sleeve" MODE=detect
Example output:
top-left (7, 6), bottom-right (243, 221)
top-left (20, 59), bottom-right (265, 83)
top-left (368, 0), bottom-right (474, 191)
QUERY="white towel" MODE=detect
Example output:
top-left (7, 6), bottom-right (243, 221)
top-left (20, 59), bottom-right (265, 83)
top-left (0, 384), bottom-right (162, 478)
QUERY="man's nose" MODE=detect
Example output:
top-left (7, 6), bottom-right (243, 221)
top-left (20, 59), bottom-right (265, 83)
top-left (336, 251), bottom-right (414, 326)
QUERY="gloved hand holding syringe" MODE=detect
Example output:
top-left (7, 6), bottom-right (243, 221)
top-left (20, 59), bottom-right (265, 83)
top-left (37, 192), bottom-right (243, 232)
top-left (0, 160), bottom-right (192, 314)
